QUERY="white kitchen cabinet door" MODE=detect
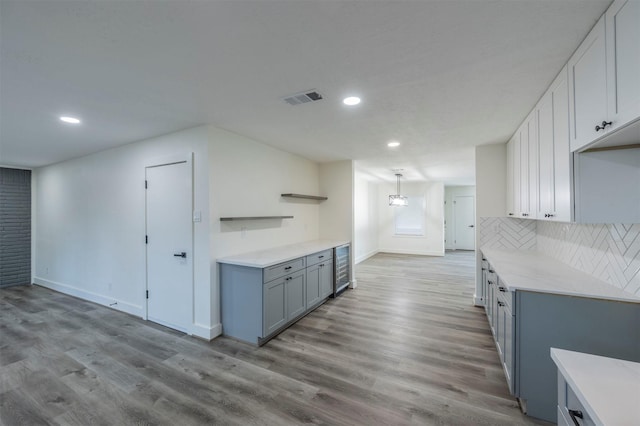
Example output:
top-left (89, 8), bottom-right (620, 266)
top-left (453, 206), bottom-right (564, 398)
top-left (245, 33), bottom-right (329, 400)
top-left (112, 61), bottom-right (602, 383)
top-left (519, 123), bottom-right (530, 218)
top-left (506, 136), bottom-right (516, 217)
top-left (512, 135), bottom-right (521, 218)
top-left (526, 111), bottom-right (538, 220)
top-left (606, 0), bottom-right (640, 131)
top-left (551, 70), bottom-right (573, 222)
top-left (537, 89), bottom-right (554, 219)
top-left (568, 16), bottom-right (608, 152)
top-left (538, 67), bottom-right (572, 222)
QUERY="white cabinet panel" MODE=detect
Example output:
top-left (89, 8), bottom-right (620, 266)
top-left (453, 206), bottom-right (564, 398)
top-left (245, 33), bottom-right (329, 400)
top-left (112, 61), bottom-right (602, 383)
top-left (537, 67), bottom-right (573, 222)
top-left (506, 137), bottom-right (516, 217)
top-left (568, 16), bottom-right (608, 152)
top-left (606, 0), bottom-right (640, 130)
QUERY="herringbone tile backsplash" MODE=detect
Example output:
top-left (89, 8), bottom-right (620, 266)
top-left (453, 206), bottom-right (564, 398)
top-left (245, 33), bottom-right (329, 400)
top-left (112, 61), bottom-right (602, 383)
top-left (537, 222), bottom-right (640, 296)
top-left (478, 217), bottom-right (536, 251)
top-left (479, 217), bottom-right (640, 296)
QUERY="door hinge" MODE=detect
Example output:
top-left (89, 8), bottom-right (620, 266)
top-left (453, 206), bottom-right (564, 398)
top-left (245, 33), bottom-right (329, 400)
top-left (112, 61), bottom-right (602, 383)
top-left (146, 290), bottom-right (149, 299)
top-left (145, 180), bottom-right (148, 189)
top-left (145, 235), bottom-right (148, 244)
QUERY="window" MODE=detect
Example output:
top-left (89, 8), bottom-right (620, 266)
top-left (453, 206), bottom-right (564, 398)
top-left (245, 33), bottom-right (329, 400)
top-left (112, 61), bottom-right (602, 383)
top-left (394, 195), bottom-right (425, 236)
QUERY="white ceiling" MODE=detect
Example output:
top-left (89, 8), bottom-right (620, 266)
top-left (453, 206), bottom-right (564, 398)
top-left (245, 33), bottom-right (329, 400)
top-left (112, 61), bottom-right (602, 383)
top-left (0, 0), bottom-right (610, 184)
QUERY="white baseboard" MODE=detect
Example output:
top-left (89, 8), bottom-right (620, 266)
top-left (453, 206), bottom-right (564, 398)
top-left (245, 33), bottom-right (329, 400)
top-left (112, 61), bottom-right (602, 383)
top-left (349, 279), bottom-right (358, 289)
top-left (33, 277), bottom-right (144, 318)
top-left (378, 249), bottom-right (445, 257)
top-left (355, 250), bottom-right (378, 264)
top-left (192, 322), bottom-right (222, 340)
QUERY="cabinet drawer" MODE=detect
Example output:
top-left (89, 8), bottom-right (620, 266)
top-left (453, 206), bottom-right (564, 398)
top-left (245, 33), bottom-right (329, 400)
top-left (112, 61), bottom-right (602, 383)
top-left (497, 277), bottom-right (514, 311)
top-left (306, 249), bottom-right (333, 267)
top-left (263, 257), bottom-right (305, 283)
top-left (559, 379), bottom-right (596, 426)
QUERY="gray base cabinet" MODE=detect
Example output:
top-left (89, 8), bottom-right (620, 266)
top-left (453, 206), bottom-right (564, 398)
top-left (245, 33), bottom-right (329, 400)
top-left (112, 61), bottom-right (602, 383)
top-left (263, 277), bottom-right (286, 336)
top-left (285, 270), bottom-right (306, 320)
top-left (221, 249), bottom-right (334, 345)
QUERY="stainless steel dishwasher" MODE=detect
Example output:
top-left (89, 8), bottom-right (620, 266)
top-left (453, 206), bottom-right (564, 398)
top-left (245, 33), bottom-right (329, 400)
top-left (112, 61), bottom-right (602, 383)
top-left (332, 243), bottom-right (351, 297)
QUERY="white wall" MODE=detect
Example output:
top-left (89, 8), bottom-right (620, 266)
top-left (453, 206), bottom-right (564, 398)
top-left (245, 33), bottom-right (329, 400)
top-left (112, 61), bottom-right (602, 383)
top-left (475, 143), bottom-right (506, 217)
top-left (444, 186), bottom-right (476, 250)
top-left (208, 126), bottom-right (322, 327)
top-left (318, 160), bottom-right (356, 286)
top-left (33, 126), bottom-right (213, 337)
top-left (354, 171), bottom-right (379, 264)
top-left (378, 181), bottom-right (445, 256)
top-left (474, 143), bottom-right (507, 304)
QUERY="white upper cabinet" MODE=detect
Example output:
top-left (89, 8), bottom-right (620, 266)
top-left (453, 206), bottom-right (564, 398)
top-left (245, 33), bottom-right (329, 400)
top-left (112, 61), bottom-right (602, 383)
top-left (537, 67), bottom-right (573, 222)
top-left (568, 16), bottom-right (608, 151)
top-left (506, 136), bottom-right (516, 217)
top-left (606, 0), bottom-right (640, 132)
top-left (516, 112), bottom-right (537, 219)
top-left (568, 0), bottom-right (640, 152)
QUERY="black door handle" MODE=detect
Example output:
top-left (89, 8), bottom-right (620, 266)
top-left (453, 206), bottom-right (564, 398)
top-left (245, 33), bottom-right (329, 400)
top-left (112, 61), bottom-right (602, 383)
top-left (173, 252), bottom-right (186, 258)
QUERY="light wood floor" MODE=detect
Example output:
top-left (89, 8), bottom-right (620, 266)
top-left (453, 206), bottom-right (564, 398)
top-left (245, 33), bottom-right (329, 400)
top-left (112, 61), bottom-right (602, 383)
top-left (0, 251), bottom-right (549, 425)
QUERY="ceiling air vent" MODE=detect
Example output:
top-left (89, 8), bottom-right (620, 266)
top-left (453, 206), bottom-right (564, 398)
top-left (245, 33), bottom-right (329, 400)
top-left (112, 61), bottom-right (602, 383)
top-left (283, 89), bottom-right (323, 106)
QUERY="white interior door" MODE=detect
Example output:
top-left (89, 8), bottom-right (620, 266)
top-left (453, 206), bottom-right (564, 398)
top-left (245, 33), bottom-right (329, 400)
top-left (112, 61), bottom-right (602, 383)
top-left (454, 195), bottom-right (475, 250)
top-left (146, 158), bottom-right (193, 333)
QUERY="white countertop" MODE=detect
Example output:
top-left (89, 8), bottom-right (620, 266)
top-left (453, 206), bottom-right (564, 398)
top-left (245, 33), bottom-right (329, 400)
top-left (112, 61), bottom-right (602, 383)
top-left (217, 239), bottom-right (349, 268)
top-left (481, 248), bottom-right (640, 303)
top-left (551, 348), bottom-right (640, 426)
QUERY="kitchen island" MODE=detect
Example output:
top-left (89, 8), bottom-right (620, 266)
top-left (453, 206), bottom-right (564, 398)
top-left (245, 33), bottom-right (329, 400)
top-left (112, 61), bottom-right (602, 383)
top-left (480, 248), bottom-right (640, 422)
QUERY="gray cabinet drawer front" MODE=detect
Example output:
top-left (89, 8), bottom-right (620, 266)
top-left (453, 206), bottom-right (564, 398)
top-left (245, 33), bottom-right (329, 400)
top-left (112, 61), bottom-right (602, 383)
top-left (497, 277), bottom-right (514, 311)
top-left (306, 250), bottom-right (333, 266)
top-left (263, 257), bottom-right (305, 282)
top-left (560, 380), bottom-right (596, 426)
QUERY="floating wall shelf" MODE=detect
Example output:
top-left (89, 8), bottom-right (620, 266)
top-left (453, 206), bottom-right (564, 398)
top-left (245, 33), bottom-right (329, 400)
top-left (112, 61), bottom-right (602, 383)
top-left (220, 216), bottom-right (294, 221)
top-left (281, 193), bottom-right (328, 201)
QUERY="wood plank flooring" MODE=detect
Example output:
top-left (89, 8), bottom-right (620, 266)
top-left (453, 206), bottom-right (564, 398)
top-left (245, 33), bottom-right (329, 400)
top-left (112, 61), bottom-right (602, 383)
top-left (0, 251), bottom-right (550, 425)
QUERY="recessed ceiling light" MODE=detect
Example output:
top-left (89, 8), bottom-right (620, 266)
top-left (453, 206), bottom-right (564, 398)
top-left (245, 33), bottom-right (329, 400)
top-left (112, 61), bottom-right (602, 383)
top-left (343, 96), bottom-right (361, 106)
top-left (387, 141), bottom-right (401, 148)
top-left (60, 116), bottom-right (81, 124)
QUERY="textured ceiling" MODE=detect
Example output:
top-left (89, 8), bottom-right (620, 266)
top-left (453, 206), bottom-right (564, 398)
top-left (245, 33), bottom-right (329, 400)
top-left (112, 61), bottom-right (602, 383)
top-left (0, 0), bottom-right (611, 183)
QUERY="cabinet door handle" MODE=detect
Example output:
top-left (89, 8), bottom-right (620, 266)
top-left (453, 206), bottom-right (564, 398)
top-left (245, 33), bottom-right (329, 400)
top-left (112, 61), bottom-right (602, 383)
top-left (286, 277), bottom-right (292, 281)
top-left (488, 269), bottom-right (495, 273)
top-left (284, 266), bottom-right (292, 270)
top-left (568, 409), bottom-right (583, 426)
top-left (487, 280), bottom-right (494, 285)
top-left (318, 255), bottom-right (324, 259)
top-left (173, 252), bottom-right (187, 258)
top-left (497, 301), bottom-right (504, 307)
top-left (499, 286), bottom-right (507, 292)
top-left (508, 213), bottom-right (514, 216)
top-left (595, 120), bottom-right (612, 131)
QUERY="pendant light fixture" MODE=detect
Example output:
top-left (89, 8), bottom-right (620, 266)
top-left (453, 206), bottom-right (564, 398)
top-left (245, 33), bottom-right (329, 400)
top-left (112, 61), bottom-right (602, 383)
top-left (389, 173), bottom-right (408, 206)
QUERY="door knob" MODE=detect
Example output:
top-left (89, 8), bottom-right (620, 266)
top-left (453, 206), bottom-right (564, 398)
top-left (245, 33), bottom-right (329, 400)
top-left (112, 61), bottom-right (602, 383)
top-left (173, 252), bottom-right (187, 258)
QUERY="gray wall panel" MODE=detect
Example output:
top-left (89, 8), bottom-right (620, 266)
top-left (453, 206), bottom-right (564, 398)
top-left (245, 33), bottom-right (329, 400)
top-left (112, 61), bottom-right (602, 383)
top-left (0, 168), bottom-right (31, 287)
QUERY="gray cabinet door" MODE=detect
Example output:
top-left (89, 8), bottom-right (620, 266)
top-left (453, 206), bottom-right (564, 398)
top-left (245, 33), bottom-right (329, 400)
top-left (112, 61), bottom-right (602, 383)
top-left (306, 264), bottom-right (321, 308)
top-left (286, 271), bottom-right (306, 321)
top-left (263, 278), bottom-right (286, 336)
top-left (320, 260), bottom-right (333, 298)
top-left (503, 304), bottom-right (515, 394)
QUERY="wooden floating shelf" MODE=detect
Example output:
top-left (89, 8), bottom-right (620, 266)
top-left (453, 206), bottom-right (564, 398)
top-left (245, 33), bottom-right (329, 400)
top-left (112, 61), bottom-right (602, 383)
top-left (281, 193), bottom-right (328, 201)
top-left (220, 216), bottom-right (294, 221)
